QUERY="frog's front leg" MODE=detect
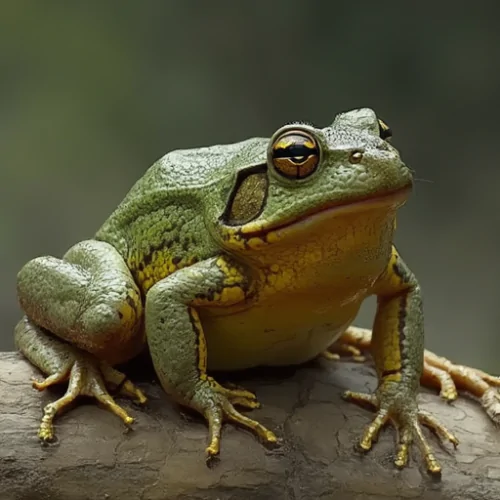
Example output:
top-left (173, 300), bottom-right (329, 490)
top-left (145, 255), bottom-right (277, 463)
top-left (343, 247), bottom-right (459, 474)
top-left (15, 240), bottom-right (146, 441)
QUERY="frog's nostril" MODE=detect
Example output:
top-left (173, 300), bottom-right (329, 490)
top-left (349, 151), bottom-right (364, 164)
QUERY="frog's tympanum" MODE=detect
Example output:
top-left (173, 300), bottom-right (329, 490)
top-left (15, 108), bottom-right (500, 474)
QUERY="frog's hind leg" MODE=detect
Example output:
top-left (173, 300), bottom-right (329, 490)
top-left (15, 317), bottom-right (146, 441)
top-left (15, 240), bottom-right (146, 441)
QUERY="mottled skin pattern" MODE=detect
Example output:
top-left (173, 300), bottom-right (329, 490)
top-left (15, 108), bottom-right (497, 475)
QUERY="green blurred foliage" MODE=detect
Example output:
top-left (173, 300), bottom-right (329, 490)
top-left (1, 2), bottom-right (499, 371)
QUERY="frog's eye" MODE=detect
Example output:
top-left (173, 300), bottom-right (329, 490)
top-left (271, 131), bottom-right (320, 179)
top-left (378, 118), bottom-right (392, 141)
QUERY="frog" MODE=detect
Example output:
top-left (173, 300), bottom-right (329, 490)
top-left (14, 108), bottom-right (500, 475)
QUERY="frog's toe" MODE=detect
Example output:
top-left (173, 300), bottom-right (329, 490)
top-left (342, 390), bottom-right (385, 449)
top-left (32, 370), bottom-right (70, 391)
top-left (323, 326), bottom-right (372, 362)
top-left (421, 362), bottom-right (458, 402)
top-left (417, 409), bottom-right (459, 447)
top-left (342, 390), bottom-right (378, 410)
top-left (322, 343), bottom-right (366, 363)
top-left (481, 388), bottom-right (500, 424)
top-left (218, 383), bottom-right (261, 409)
top-left (99, 362), bottom-right (147, 405)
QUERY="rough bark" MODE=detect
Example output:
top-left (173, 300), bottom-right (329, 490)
top-left (1, 352), bottom-right (499, 500)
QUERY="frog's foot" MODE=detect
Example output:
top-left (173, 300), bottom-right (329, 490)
top-left (32, 360), bottom-right (146, 404)
top-left (190, 377), bottom-right (277, 464)
top-left (422, 350), bottom-right (500, 424)
top-left (32, 354), bottom-right (146, 442)
top-left (15, 316), bottom-right (146, 442)
top-left (343, 386), bottom-right (459, 475)
top-left (333, 326), bottom-right (500, 424)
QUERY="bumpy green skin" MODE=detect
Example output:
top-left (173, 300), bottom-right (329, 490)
top-left (15, 108), bottom-right (451, 470)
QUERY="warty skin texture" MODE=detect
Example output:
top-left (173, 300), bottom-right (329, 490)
top-left (15, 108), bottom-right (464, 473)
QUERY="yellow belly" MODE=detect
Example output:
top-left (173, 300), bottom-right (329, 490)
top-left (201, 290), bottom-right (363, 371)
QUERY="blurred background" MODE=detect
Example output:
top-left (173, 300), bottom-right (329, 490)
top-left (1, 2), bottom-right (499, 372)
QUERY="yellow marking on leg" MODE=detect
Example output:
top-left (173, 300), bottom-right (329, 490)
top-left (372, 295), bottom-right (405, 380)
top-left (374, 246), bottom-right (411, 294)
top-left (189, 307), bottom-right (208, 378)
top-left (192, 259), bottom-right (248, 308)
top-left (116, 287), bottom-right (142, 330)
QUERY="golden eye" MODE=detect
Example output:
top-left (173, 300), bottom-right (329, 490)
top-left (271, 131), bottom-right (320, 179)
top-left (378, 118), bottom-right (392, 141)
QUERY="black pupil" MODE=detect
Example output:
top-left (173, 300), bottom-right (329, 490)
top-left (273, 143), bottom-right (317, 162)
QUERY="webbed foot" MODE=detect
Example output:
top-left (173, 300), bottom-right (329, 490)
top-left (343, 383), bottom-right (459, 474)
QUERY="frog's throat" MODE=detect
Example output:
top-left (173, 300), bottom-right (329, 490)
top-left (239, 184), bottom-right (412, 240)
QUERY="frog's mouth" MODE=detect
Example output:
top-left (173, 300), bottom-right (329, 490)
top-left (239, 184), bottom-right (412, 239)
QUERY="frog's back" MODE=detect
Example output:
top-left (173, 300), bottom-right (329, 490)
top-left (95, 136), bottom-right (267, 293)
top-left (131, 136), bottom-right (266, 194)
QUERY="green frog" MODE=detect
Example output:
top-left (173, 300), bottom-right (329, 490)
top-left (14, 108), bottom-right (500, 475)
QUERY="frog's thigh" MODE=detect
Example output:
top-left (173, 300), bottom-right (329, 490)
top-left (17, 240), bottom-right (143, 364)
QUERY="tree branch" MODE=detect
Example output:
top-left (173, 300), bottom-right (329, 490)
top-left (1, 352), bottom-right (499, 500)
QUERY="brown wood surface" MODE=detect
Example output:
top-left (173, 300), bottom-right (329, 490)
top-left (1, 352), bottom-right (499, 500)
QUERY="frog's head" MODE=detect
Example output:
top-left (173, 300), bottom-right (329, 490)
top-left (214, 108), bottom-right (413, 253)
